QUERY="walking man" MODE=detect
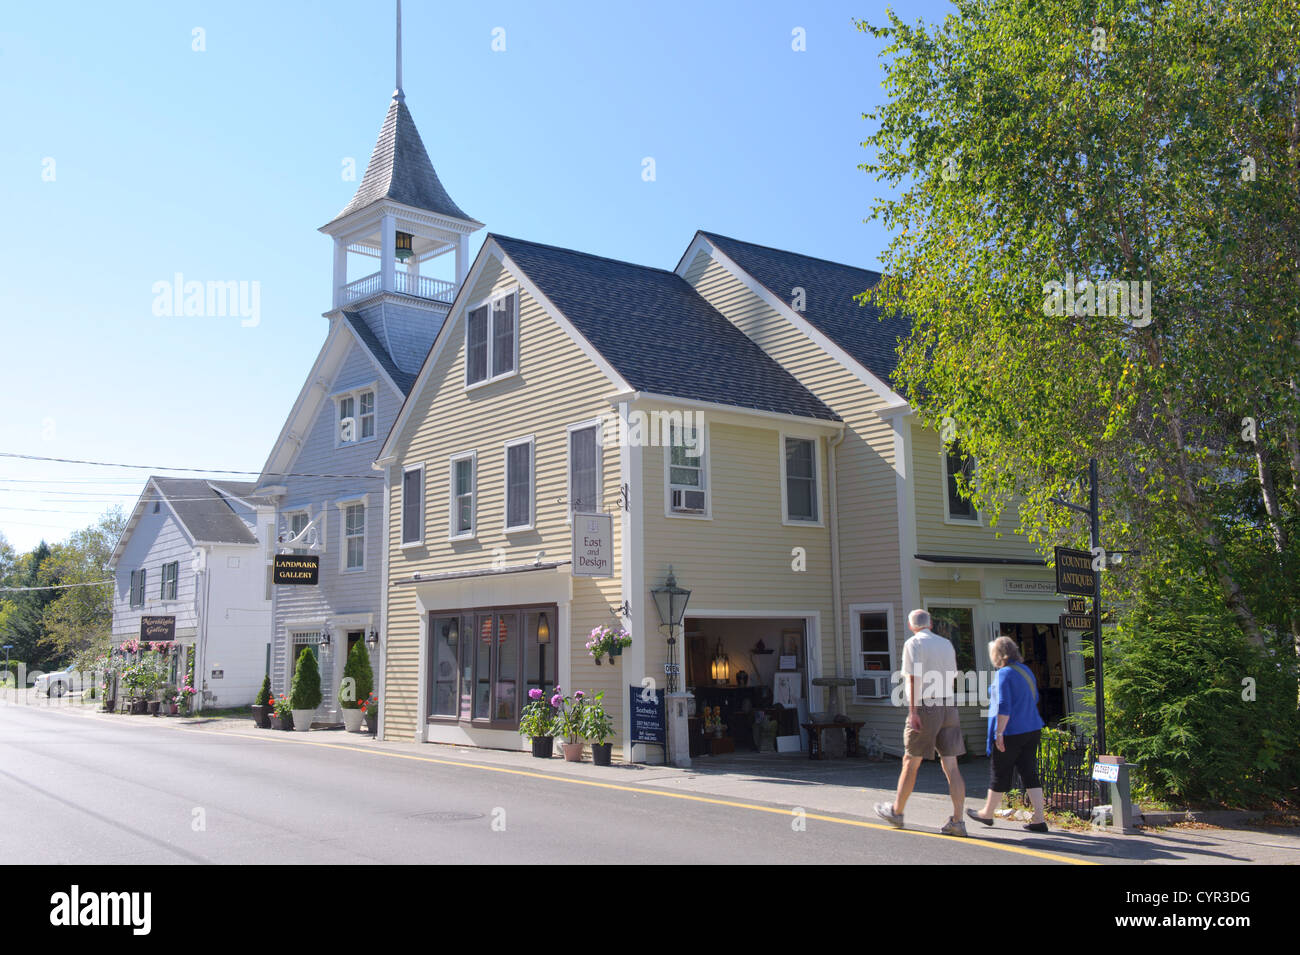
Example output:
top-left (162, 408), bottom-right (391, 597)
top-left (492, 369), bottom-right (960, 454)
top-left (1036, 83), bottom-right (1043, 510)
top-left (874, 608), bottom-right (967, 836)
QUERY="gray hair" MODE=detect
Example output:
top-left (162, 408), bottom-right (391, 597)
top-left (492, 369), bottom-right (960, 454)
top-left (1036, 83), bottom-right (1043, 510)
top-left (908, 609), bottom-right (931, 630)
top-left (988, 635), bottom-right (1022, 667)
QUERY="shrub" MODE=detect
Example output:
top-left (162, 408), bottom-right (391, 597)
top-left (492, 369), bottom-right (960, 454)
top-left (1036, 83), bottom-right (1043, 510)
top-left (289, 647), bottom-right (322, 711)
top-left (256, 674), bottom-right (272, 706)
top-left (1107, 577), bottom-right (1300, 807)
top-left (338, 641), bottom-right (373, 709)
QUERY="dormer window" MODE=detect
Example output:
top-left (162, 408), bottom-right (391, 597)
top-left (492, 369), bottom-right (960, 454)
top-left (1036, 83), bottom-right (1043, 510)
top-left (466, 290), bottom-right (518, 387)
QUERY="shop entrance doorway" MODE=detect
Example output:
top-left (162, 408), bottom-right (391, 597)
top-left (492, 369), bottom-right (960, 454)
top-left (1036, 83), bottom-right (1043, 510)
top-left (995, 621), bottom-right (1078, 725)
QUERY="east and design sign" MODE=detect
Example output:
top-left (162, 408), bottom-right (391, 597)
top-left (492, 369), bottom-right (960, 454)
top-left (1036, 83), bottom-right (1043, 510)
top-left (273, 554), bottom-right (320, 585)
top-left (572, 513), bottom-right (613, 578)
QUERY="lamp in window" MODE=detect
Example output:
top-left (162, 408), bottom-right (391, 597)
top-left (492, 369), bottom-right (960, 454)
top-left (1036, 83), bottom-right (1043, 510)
top-left (710, 639), bottom-right (730, 685)
top-left (442, 618), bottom-right (459, 647)
top-left (536, 612), bottom-right (551, 644)
top-left (395, 230), bottom-right (414, 262)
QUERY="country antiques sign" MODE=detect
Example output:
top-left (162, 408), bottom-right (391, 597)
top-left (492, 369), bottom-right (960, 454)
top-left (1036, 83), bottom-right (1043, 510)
top-left (273, 554), bottom-right (319, 585)
top-left (140, 615), bottom-right (175, 640)
top-left (1054, 546), bottom-right (1097, 597)
top-left (572, 513), bottom-right (613, 578)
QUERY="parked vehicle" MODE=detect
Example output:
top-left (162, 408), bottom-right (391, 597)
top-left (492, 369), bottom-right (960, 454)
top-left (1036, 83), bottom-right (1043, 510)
top-left (35, 665), bottom-right (80, 697)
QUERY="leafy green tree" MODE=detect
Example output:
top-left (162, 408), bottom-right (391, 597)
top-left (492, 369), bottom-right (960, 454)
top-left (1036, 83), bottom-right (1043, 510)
top-left (857, 0), bottom-right (1299, 655)
top-left (290, 645), bottom-right (322, 710)
top-left (40, 508), bottom-right (124, 662)
top-left (256, 674), bottom-right (272, 707)
top-left (2, 542), bottom-right (58, 670)
top-left (338, 640), bottom-right (373, 709)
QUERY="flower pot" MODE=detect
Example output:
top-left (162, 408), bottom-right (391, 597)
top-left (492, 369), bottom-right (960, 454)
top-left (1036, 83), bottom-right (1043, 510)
top-left (530, 736), bottom-right (554, 759)
top-left (364, 710), bottom-right (377, 735)
top-left (251, 704), bottom-right (269, 727)
top-left (147, 701), bottom-right (161, 716)
top-left (342, 708), bottom-right (364, 732)
top-left (168, 703), bottom-right (179, 716)
top-left (270, 713), bottom-right (292, 731)
top-left (593, 655), bottom-right (603, 665)
top-left (610, 643), bottom-right (623, 658)
top-left (291, 708), bottom-right (314, 732)
top-left (591, 742), bottom-right (613, 766)
top-left (130, 699), bottom-right (148, 715)
top-left (561, 740), bottom-right (584, 762)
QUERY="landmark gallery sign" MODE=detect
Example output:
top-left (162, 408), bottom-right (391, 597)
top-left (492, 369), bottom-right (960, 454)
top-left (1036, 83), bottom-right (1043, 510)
top-left (273, 554), bottom-right (319, 585)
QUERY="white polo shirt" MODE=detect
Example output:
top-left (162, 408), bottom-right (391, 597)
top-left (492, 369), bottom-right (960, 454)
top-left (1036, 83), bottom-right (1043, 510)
top-left (900, 628), bottom-right (958, 706)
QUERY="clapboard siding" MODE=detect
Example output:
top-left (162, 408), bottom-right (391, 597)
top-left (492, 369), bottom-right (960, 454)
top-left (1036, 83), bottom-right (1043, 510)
top-left (112, 504), bottom-right (200, 638)
top-left (384, 255), bottom-right (626, 743)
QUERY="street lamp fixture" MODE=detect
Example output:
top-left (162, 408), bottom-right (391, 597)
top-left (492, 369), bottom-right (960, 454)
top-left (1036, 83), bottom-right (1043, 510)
top-left (366, 628), bottom-right (379, 651)
top-left (650, 566), bottom-right (691, 693)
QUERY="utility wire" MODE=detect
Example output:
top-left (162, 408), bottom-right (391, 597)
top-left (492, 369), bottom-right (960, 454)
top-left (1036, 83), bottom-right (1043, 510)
top-left (0, 579), bottom-right (114, 593)
top-left (0, 452), bottom-right (383, 480)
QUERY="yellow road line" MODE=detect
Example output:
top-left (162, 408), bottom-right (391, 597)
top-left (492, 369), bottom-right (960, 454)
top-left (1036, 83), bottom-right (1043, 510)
top-left (222, 729), bottom-right (1095, 865)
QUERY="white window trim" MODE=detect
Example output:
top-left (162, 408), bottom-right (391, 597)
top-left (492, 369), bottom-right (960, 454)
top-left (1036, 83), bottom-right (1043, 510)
top-left (922, 597), bottom-right (988, 673)
top-left (464, 286), bottom-right (521, 391)
top-left (335, 494), bottom-right (369, 573)
top-left (286, 508), bottom-right (311, 555)
top-left (503, 435), bottom-right (536, 533)
top-left (779, 432), bottom-right (825, 527)
top-left (331, 380), bottom-right (379, 449)
top-left (160, 561), bottom-right (179, 602)
top-left (941, 442), bottom-right (983, 526)
top-left (565, 418), bottom-right (604, 525)
top-left (448, 451), bottom-right (477, 542)
top-left (663, 419), bottom-right (711, 520)
top-left (400, 462), bottom-right (425, 548)
top-left (849, 602), bottom-right (897, 705)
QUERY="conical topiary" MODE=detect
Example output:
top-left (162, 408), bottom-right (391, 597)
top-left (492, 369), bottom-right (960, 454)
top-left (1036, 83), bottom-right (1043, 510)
top-left (256, 674), bottom-right (272, 707)
top-left (338, 640), bottom-right (374, 709)
top-left (289, 645), bottom-right (322, 710)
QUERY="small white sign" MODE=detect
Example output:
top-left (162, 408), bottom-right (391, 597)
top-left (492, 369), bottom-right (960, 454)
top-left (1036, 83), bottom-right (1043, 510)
top-left (778, 654), bottom-right (797, 670)
top-left (1004, 578), bottom-right (1056, 595)
top-left (572, 513), bottom-right (613, 578)
top-left (1092, 762), bottom-right (1120, 782)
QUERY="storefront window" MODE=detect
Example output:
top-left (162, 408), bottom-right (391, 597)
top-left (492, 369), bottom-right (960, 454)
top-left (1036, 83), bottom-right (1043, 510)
top-left (430, 615), bottom-right (460, 717)
top-left (928, 606), bottom-right (976, 673)
top-left (429, 605), bottom-right (555, 728)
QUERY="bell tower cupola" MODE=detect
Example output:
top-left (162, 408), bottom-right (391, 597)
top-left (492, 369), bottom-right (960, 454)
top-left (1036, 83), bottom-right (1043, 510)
top-left (321, 0), bottom-right (482, 314)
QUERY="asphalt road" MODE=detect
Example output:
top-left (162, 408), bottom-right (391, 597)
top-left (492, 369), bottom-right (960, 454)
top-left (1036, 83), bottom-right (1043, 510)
top-left (0, 702), bottom-right (1067, 865)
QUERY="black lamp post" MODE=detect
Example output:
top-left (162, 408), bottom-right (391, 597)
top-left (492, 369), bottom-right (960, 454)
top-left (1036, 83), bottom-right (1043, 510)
top-left (650, 566), bottom-right (691, 693)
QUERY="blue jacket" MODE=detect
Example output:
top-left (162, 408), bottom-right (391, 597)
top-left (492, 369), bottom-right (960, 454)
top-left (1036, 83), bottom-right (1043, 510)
top-left (986, 662), bottom-right (1045, 754)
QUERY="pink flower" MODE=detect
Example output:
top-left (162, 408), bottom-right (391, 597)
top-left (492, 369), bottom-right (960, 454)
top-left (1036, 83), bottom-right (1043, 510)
top-left (528, 688), bottom-right (542, 700)
top-left (574, 690), bottom-right (585, 699)
top-left (550, 694), bottom-right (562, 707)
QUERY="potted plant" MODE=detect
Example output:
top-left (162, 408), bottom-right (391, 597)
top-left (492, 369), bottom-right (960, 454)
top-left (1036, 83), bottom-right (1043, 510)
top-left (519, 687), bottom-right (558, 757)
top-left (269, 693), bottom-right (294, 731)
top-left (585, 625), bottom-right (632, 665)
top-left (161, 684), bottom-right (179, 716)
top-left (554, 690), bottom-right (588, 761)
top-left (252, 675), bottom-right (273, 728)
top-left (580, 690), bottom-right (616, 765)
top-left (359, 691), bottom-right (379, 735)
top-left (338, 641), bottom-right (374, 733)
top-left (289, 646), bottom-right (322, 732)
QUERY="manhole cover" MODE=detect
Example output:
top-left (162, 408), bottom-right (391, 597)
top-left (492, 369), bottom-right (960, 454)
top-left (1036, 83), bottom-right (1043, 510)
top-left (405, 810), bottom-right (484, 823)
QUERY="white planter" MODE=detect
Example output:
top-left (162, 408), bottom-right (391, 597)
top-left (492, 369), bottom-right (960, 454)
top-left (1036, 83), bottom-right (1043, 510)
top-left (291, 708), bottom-right (315, 732)
top-left (342, 708), bottom-right (363, 732)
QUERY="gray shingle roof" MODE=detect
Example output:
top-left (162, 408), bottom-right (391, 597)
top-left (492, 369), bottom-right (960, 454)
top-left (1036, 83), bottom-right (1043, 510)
top-left (331, 95), bottom-right (471, 223)
top-left (150, 478), bottom-right (260, 545)
top-left (492, 235), bottom-right (839, 422)
top-left (700, 232), bottom-right (910, 390)
top-left (342, 312), bottom-right (417, 395)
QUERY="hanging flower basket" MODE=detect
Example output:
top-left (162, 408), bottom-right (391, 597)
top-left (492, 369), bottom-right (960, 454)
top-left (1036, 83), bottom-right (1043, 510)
top-left (585, 626), bottom-right (631, 664)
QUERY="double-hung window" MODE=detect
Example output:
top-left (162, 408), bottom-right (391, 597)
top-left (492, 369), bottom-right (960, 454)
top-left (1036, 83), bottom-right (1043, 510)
top-left (567, 424), bottom-right (600, 517)
top-left (667, 422), bottom-right (707, 515)
top-left (465, 291), bottom-right (518, 387)
top-left (783, 436), bottom-right (819, 522)
top-left (359, 391), bottom-right (375, 439)
top-left (504, 437), bottom-right (534, 531)
top-left (335, 387), bottom-right (376, 445)
top-left (129, 569), bottom-right (146, 608)
top-left (401, 466), bottom-right (424, 545)
top-left (344, 503), bottom-right (365, 570)
top-left (289, 511), bottom-right (309, 555)
top-left (449, 453), bottom-right (476, 539)
top-left (160, 561), bottom-right (179, 601)
top-left (944, 440), bottom-right (979, 522)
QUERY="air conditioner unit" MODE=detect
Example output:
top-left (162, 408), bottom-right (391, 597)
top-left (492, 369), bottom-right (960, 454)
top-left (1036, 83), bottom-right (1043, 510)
top-left (671, 489), bottom-right (705, 513)
top-left (854, 673), bottom-right (892, 700)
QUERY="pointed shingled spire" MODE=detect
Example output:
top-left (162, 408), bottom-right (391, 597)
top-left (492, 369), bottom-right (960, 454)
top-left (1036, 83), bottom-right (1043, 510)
top-left (329, 0), bottom-right (471, 225)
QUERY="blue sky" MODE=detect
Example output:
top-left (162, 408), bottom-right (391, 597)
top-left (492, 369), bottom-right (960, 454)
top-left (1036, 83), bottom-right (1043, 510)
top-left (0, 0), bottom-right (953, 552)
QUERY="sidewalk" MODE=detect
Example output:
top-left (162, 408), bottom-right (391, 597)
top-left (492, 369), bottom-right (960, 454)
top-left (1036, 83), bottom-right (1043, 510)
top-left (9, 693), bottom-right (1300, 864)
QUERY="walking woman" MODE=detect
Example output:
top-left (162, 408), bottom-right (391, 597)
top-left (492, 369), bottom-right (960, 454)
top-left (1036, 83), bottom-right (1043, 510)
top-left (966, 636), bottom-right (1048, 832)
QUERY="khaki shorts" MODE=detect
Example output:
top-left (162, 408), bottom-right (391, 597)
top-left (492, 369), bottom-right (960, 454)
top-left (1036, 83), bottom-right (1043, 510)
top-left (903, 704), bottom-right (966, 760)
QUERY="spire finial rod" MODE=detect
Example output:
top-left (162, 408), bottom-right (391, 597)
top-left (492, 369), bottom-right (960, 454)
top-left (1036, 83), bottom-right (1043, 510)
top-left (395, 0), bottom-right (404, 100)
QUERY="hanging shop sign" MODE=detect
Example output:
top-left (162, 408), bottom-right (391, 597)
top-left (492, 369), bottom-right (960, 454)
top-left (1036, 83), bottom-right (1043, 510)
top-left (1059, 613), bottom-right (1093, 632)
top-left (273, 554), bottom-right (320, 585)
top-left (140, 615), bottom-right (176, 640)
top-left (1067, 596), bottom-right (1087, 614)
top-left (1054, 546), bottom-right (1096, 597)
top-left (572, 513), bottom-right (613, 578)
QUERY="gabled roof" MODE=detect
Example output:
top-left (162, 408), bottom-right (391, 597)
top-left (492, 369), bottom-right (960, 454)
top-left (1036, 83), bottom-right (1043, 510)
top-left (492, 235), bottom-right (839, 422)
top-left (110, 478), bottom-right (266, 567)
top-left (696, 232), bottom-right (911, 390)
top-left (330, 95), bottom-right (471, 224)
top-left (342, 312), bottom-right (417, 396)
